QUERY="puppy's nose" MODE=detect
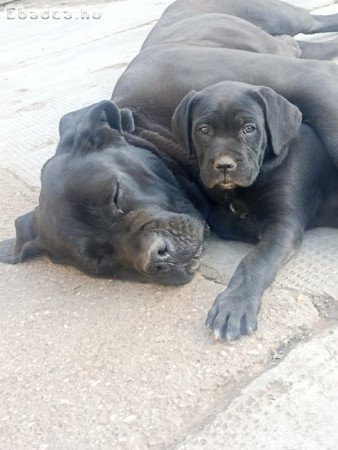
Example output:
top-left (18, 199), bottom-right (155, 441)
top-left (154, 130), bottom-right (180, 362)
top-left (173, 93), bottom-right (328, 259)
top-left (214, 156), bottom-right (237, 172)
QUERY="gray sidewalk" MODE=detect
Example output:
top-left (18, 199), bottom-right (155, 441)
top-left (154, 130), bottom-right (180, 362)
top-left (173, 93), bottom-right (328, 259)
top-left (0, 1), bottom-right (337, 449)
top-left (179, 328), bottom-right (338, 450)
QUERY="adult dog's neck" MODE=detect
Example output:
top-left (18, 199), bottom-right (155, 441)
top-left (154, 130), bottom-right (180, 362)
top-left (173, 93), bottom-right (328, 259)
top-left (130, 110), bottom-right (200, 179)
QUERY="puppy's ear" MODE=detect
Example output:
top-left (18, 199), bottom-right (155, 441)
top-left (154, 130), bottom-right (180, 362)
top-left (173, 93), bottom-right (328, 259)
top-left (57, 101), bottom-right (134, 155)
top-left (171, 90), bottom-right (197, 156)
top-left (258, 87), bottom-right (302, 155)
top-left (0, 209), bottom-right (44, 265)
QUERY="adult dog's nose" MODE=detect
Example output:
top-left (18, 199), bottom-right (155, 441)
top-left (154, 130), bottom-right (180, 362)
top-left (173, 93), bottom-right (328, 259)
top-left (214, 156), bottom-right (237, 172)
top-left (145, 237), bottom-right (171, 274)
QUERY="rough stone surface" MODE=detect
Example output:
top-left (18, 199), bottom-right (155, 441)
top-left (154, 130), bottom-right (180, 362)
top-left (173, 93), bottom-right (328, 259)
top-left (178, 328), bottom-right (338, 450)
top-left (0, 168), bottom-right (321, 449)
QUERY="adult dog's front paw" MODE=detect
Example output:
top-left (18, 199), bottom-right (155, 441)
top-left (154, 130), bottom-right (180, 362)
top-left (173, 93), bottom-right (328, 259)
top-left (205, 289), bottom-right (260, 341)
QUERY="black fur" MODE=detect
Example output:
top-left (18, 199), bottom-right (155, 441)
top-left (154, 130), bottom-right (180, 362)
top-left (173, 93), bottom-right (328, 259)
top-left (112, 0), bottom-right (338, 339)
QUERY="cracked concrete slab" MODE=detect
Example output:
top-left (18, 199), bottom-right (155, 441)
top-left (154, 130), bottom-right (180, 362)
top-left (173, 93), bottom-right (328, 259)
top-left (177, 328), bottom-right (338, 450)
top-left (0, 168), bottom-right (321, 449)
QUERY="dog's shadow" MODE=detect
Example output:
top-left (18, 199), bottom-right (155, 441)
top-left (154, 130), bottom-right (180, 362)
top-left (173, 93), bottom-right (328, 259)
top-left (0, 238), bottom-right (16, 264)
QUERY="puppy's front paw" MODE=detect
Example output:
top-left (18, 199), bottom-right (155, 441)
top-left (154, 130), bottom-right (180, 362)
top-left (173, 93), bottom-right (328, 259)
top-left (205, 289), bottom-right (260, 341)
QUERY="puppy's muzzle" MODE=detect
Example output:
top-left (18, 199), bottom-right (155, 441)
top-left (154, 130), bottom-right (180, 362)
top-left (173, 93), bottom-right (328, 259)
top-left (214, 156), bottom-right (238, 173)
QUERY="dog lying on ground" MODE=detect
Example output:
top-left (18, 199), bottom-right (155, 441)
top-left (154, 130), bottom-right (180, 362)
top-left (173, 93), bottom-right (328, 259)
top-left (0, 98), bottom-right (262, 283)
top-left (111, 0), bottom-right (338, 339)
top-left (0, 101), bottom-right (215, 285)
top-left (142, 0), bottom-right (338, 60)
top-left (173, 81), bottom-right (338, 339)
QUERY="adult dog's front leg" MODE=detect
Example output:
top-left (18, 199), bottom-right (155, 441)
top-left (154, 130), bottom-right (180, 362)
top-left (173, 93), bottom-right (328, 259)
top-left (206, 221), bottom-right (303, 340)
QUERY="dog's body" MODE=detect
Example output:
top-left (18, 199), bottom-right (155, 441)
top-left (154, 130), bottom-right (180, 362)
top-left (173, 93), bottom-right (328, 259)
top-left (144, 0), bottom-right (338, 39)
top-left (173, 81), bottom-right (338, 339)
top-left (142, 1), bottom-right (338, 60)
top-left (112, 0), bottom-right (338, 339)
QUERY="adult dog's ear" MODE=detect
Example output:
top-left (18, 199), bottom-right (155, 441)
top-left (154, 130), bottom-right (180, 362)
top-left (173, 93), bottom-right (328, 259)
top-left (171, 90), bottom-right (197, 156)
top-left (72, 101), bottom-right (136, 154)
top-left (57, 101), bottom-right (135, 154)
top-left (0, 209), bottom-right (44, 264)
top-left (257, 87), bottom-right (302, 155)
top-left (120, 108), bottom-right (135, 133)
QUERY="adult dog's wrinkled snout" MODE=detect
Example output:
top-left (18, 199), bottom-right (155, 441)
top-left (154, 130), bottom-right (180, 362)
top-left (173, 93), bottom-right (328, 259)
top-left (144, 233), bottom-right (204, 281)
top-left (124, 211), bottom-right (207, 285)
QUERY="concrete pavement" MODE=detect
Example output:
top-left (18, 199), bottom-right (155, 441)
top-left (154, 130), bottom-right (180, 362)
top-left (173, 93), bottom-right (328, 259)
top-left (178, 328), bottom-right (338, 450)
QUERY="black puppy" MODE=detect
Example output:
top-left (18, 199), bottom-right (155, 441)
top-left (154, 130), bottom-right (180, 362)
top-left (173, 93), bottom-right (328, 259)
top-left (172, 81), bottom-right (338, 339)
top-left (0, 101), bottom-right (213, 285)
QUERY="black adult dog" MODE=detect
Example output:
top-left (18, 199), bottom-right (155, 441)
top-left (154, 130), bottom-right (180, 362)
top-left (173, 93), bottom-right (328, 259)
top-left (142, 0), bottom-right (338, 60)
top-left (112, 0), bottom-right (338, 339)
top-left (0, 101), bottom-right (215, 285)
top-left (0, 101), bottom-right (260, 283)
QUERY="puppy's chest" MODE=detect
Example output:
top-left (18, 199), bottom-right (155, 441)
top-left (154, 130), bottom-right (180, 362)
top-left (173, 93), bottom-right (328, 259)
top-left (208, 185), bottom-right (266, 218)
top-left (227, 193), bottom-right (251, 219)
top-left (218, 188), bottom-right (258, 218)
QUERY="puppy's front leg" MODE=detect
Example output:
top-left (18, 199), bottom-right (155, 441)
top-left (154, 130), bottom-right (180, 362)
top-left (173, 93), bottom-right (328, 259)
top-left (206, 221), bottom-right (303, 340)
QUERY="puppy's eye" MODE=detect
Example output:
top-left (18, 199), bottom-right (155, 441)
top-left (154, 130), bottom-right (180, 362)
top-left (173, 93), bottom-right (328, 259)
top-left (198, 125), bottom-right (211, 135)
top-left (243, 124), bottom-right (256, 134)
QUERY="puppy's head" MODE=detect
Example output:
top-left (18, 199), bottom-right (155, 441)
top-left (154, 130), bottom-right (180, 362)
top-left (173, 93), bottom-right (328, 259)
top-left (172, 81), bottom-right (302, 190)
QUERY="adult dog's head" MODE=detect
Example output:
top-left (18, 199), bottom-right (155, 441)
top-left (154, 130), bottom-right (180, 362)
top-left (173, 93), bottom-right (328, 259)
top-left (172, 81), bottom-right (302, 190)
top-left (0, 101), bottom-right (209, 285)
